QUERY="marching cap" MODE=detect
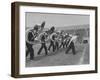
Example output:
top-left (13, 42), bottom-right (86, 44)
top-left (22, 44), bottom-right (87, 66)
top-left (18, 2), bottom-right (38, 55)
top-left (34, 25), bottom-right (39, 31)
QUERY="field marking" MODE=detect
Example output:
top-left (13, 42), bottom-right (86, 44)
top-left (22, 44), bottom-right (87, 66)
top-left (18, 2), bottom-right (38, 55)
top-left (78, 45), bottom-right (87, 64)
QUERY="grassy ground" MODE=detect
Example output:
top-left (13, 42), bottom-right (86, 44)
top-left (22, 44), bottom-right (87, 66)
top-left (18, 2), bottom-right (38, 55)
top-left (26, 43), bottom-right (89, 67)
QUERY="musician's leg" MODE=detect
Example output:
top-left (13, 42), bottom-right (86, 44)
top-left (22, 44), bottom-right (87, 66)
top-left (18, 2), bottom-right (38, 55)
top-left (62, 42), bottom-right (65, 48)
top-left (26, 42), bottom-right (34, 59)
top-left (59, 42), bottom-right (63, 48)
top-left (66, 40), bottom-right (70, 48)
top-left (55, 41), bottom-right (59, 50)
top-left (26, 42), bottom-right (29, 57)
top-left (56, 41), bottom-right (59, 50)
top-left (65, 42), bottom-right (72, 54)
top-left (65, 42), bottom-right (67, 48)
top-left (48, 40), bottom-right (52, 51)
top-left (54, 42), bottom-right (56, 51)
top-left (65, 41), bottom-right (68, 48)
top-left (30, 47), bottom-right (34, 60)
top-left (43, 43), bottom-right (48, 55)
top-left (63, 41), bottom-right (65, 48)
top-left (38, 43), bottom-right (43, 55)
top-left (52, 41), bottom-right (55, 52)
top-left (58, 41), bottom-right (59, 49)
top-left (71, 41), bottom-right (76, 55)
top-left (26, 49), bottom-right (29, 57)
top-left (65, 41), bottom-right (76, 55)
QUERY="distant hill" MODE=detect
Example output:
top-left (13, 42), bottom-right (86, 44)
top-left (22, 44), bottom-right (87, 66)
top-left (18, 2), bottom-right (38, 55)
top-left (56, 24), bottom-right (89, 31)
top-left (26, 24), bottom-right (89, 31)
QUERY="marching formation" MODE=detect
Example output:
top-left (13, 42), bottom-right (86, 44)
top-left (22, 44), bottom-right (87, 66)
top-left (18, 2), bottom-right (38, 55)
top-left (26, 21), bottom-right (77, 60)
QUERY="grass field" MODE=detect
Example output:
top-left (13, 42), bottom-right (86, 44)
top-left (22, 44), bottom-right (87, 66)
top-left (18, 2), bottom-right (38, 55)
top-left (26, 42), bottom-right (89, 67)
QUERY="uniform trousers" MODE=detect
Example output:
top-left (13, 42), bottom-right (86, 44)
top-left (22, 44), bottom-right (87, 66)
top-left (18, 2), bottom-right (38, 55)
top-left (38, 42), bottom-right (48, 55)
top-left (65, 41), bottom-right (76, 55)
top-left (26, 42), bottom-right (34, 60)
top-left (48, 40), bottom-right (55, 52)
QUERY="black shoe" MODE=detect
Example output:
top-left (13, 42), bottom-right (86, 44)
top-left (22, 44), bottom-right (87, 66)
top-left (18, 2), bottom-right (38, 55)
top-left (38, 52), bottom-right (40, 55)
top-left (73, 53), bottom-right (76, 55)
top-left (30, 58), bottom-right (34, 60)
top-left (45, 53), bottom-right (48, 55)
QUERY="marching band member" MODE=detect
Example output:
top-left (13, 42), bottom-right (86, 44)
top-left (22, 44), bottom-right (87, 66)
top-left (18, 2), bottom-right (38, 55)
top-left (59, 30), bottom-right (65, 48)
top-left (55, 31), bottom-right (60, 50)
top-left (63, 33), bottom-right (70, 48)
top-left (48, 27), bottom-right (57, 52)
top-left (26, 26), bottom-right (38, 60)
top-left (37, 32), bottom-right (48, 55)
top-left (65, 34), bottom-right (77, 55)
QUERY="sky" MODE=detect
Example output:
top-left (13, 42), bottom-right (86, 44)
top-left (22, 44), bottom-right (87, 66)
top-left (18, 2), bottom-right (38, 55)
top-left (25, 12), bottom-right (89, 28)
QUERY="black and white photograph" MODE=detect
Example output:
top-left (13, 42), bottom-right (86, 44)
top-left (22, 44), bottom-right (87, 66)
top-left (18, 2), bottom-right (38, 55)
top-left (11, 2), bottom-right (97, 78)
top-left (25, 12), bottom-right (90, 67)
